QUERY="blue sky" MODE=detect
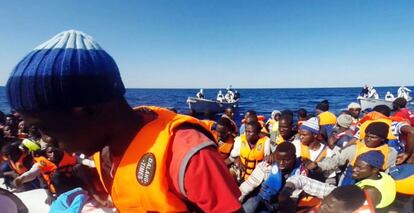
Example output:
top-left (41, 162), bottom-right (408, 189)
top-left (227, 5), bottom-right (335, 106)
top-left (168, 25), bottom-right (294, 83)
top-left (1, 0), bottom-right (413, 88)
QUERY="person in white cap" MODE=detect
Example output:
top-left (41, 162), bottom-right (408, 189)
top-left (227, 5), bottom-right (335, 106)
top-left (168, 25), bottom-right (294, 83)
top-left (6, 30), bottom-right (242, 212)
top-left (347, 102), bottom-right (362, 131)
top-left (328, 113), bottom-right (354, 149)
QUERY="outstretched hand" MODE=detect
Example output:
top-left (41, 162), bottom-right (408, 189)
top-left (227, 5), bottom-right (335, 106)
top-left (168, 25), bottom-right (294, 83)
top-left (50, 187), bottom-right (88, 213)
top-left (396, 153), bottom-right (410, 165)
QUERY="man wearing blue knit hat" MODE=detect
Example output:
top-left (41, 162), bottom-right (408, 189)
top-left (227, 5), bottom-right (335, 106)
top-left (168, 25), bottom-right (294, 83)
top-left (6, 30), bottom-right (242, 212)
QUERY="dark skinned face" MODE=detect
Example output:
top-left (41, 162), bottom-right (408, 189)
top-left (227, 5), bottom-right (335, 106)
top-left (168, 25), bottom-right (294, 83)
top-left (364, 133), bottom-right (384, 148)
top-left (215, 124), bottom-right (229, 142)
top-left (348, 108), bottom-right (361, 118)
top-left (352, 159), bottom-right (378, 181)
top-left (299, 129), bottom-right (316, 146)
top-left (274, 151), bottom-right (296, 173)
top-left (245, 124), bottom-right (260, 144)
top-left (279, 119), bottom-right (292, 139)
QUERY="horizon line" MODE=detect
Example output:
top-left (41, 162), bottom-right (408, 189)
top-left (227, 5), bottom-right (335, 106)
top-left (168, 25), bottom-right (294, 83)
top-left (0, 85), bottom-right (412, 90)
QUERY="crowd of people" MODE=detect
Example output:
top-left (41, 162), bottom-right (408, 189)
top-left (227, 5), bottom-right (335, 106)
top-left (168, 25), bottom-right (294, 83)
top-left (1, 29), bottom-right (414, 213)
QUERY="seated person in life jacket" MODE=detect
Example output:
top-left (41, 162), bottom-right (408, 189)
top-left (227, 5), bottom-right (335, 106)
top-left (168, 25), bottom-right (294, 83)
top-left (315, 100), bottom-right (337, 141)
top-left (306, 122), bottom-right (398, 186)
top-left (213, 117), bottom-right (235, 160)
top-left (269, 114), bottom-right (298, 152)
top-left (3, 142), bottom-right (40, 191)
top-left (328, 113), bottom-right (354, 149)
top-left (227, 120), bottom-right (271, 182)
top-left (1, 144), bottom-right (19, 190)
top-left (265, 110), bottom-right (281, 136)
top-left (17, 120), bottom-right (29, 139)
top-left (281, 151), bottom-right (396, 210)
top-left (239, 110), bottom-right (267, 135)
top-left (239, 142), bottom-right (306, 213)
top-left (347, 102), bottom-right (362, 132)
top-left (222, 107), bottom-right (238, 136)
top-left (7, 30), bottom-right (242, 212)
top-left (356, 105), bottom-right (414, 164)
top-left (13, 144), bottom-right (82, 204)
top-left (292, 117), bottom-right (339, 183)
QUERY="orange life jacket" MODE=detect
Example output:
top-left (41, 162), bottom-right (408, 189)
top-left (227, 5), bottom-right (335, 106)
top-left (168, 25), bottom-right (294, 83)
top-left (239, 134), bottom-right (268, 180)
top-left (202, 119), bottom-right (216, 131)
top-left (218, 136), bottom-right (235, 159)
top-left (351, 140), bottom-right (389, 170)
top-left (93, 106), bottom-right (215, 212)
top-left (9, 153), bottom-right (29, 175)
top-left (35, 152), bottom-right (77, 194)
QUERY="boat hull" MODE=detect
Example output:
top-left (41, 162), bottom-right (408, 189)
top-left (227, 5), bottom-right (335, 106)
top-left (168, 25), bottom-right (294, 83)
top-left (186, 97), bottom-right (238, 114)
top-left (358, 97), bottom-right (394, 111)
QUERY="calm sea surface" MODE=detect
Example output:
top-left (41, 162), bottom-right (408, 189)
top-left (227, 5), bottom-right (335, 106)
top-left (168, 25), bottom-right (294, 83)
top-left (0, 86), bottom-right (412, 123)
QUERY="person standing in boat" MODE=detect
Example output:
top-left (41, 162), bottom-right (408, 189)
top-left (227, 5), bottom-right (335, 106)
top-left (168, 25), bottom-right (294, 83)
top-left (368, 87), bottom-right (379, 99)
top-left (397, 86), bottom-right (411, 100)
top-left (234, 90), bottom-right (240, 100)
top-left (196, 88), bottom-right (204, 99)
top-left (6, 30), bottom-right (242, 212)
top-left (225, 86), bottom-right (235, 102)
top-left (217, 90), bottom-right (225, 102)
top-left (360, 85), bottom-right (369, 98)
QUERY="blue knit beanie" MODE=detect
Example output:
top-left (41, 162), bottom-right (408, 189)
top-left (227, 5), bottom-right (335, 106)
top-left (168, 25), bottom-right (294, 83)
top-left (6, 30), bottom-right (125, 112)
top-left (357, 150), bottom-right (385, 169)
top-left (300, 117), bottom-right (320, 135)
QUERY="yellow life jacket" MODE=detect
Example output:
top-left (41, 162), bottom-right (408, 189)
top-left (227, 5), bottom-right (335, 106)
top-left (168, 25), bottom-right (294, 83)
top-left (300, 143), bottom-right (328, 162)
top-left (93, 106), bottom-right (215, 212)
top-left (358, 118), bottom-right (396, 140)
top-left (355, 172), bottom-right (396, 208)
top-left (239, 134), bottom-right (268, 180)
top-left (351, 140), bottom-right (389, 171)
top-left (318, 111), bottom-right (337, 125)
top-left (267, 119), bottom-right (279, 132)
